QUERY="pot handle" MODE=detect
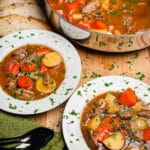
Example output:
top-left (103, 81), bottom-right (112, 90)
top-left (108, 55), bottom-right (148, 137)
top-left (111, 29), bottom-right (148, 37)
top-left (59, 18), bottom-right (90, 40)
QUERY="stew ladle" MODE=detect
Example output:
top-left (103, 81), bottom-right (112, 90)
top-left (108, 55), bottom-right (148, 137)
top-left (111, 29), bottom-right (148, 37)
top-left (0, 127), bottom-right (54, 149)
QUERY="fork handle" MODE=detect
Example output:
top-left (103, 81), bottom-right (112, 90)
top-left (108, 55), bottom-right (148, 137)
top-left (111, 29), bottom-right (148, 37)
top-left (0, 139), bottom-right (20, 146)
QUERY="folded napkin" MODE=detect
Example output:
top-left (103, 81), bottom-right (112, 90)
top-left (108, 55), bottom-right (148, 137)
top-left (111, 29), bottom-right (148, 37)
top-left (0, 111), bottom-right (64, 150)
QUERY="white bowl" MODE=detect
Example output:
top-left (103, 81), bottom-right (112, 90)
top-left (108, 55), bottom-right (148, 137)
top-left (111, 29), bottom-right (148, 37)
top-left (0, 29), bottom-right (81, 115)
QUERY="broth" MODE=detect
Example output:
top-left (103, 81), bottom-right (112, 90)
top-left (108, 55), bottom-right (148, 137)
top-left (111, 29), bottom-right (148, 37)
top-left (0, 44), bottom-right (65, 100)
top-left (48, 0), bottom-right (150, 34)
top-left (81, 88), bottom-right (150, 150)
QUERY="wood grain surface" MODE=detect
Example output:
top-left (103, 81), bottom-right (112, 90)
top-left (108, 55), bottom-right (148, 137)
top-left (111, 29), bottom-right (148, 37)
top-left (30, 41), bottom-right (150, 132)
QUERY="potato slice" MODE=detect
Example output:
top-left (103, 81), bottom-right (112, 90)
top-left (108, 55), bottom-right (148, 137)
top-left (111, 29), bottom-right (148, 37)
top-left (42, 52), bottom-right (62, 67)
top-left (36, 77), bottom-right (56, 93)
top-left (103, 131), bottom-right (125, 150)
top-left (133, 117), bottom-right (148, 131)
top-left (87, 115), bottom-right (101, 131)
top-left (105, 93), bottom-right (118, 114)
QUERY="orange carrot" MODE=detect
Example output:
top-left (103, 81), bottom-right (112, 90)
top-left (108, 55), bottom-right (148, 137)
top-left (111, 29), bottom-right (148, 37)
top-left (66, 2), bottom-right (79, 12)
top-left (40, 65), bottom-right (48, 73)
top-left (78, 0), bottom-right (87, 5)
top-left (5, 77), bottom-right (11, 83)
top-left (10, 62), bottom-right (20, 75)
top-left (4, 60), bottom-right (20, 75)
top-left (36, 48), bottom-right (51, 57)
top-left (77, 19), bottom-right (94, 29)
top-left (143, 127), bottom-right (150, 141)
top-left (118, 88), bottom-right (137, 107)
top-left (94, 21), bottom-right (107, 30)
top-left (21, 63), bottom-right (36, 72)
top-left (101, 132), bottom-right (110, 142)
top-left (94, 116), bottom-right (121, 142)
top-left (17, 76), bottom-right (33, 89)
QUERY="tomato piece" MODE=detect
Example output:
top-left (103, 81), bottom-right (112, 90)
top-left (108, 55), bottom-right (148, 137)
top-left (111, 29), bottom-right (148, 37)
top-left (40, 65), bottom-right (48, 73)
top-left (36, 48), bottom-right (51, 57)
top-left (143, 127), bottom-right (150, 141)
top-left (5, 77), bottom-right (11, 83)
top-left (93, 116), bottom-right (121, 142)
top-left (77, 19), bottom-right (94, 29)
top-left (17, 76), bottom-right (33, 89)
top-left (3, 60), bottom-right (20, 76)
top-left (101, 132), bottom-right (110, 142)
top-left (21, 63), bottom-right (36, 72)
top-left (67, 14), bottom-right (73, 22)
top-left (94, 21), bottom-right (107, 30)
top-left (66, 2), bottom-right (79, 12)
top-left (118, 88), bottom-right (137, 107)
top-left (78, 0), bottom-right (87, 5)
top-left (58, 0), bottom-right (64, 4)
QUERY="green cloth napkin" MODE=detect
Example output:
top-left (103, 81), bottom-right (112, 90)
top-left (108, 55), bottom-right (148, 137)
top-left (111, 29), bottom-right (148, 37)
top-left (0, 111), bottom-right (64, 150)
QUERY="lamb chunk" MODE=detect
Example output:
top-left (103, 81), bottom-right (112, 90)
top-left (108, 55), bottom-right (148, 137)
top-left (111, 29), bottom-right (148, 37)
top-left (13, 47), bottom-right (27, 61)
top-left (6, 79), bottom-right (17, 90)
top-left (138, 109), bottom-right (150, 118)
top-left (118, 105), bottom-right (133, 119)
top-left (43, 71), bottom-right (50, 86)
top-left (82, 0), bottom-right (101, 14)
top-left (25, 52), bottom-right (36, 63)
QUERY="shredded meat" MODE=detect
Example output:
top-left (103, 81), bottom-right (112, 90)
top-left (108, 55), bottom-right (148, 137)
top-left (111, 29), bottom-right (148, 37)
top-left (43, 71), bottom-right (50, 86)
top-left (118, 105), bottom-right (133, 119)
top-left (83, 129), bottom-right (99, 150)
top-left (13, 47), bottom-right (27, 61)
top-left (25, 52), bottom-right (36, 63)
top-left (82, 0), bottom-right (101, 14)
top-left (138, 109), bottom-right (150, 118)
top-left (130, 121), bottom-right (143, 140)
top-left (14, 88), bottom-right (35, 100)
top-left (6, 79), bottom-right (17, 90)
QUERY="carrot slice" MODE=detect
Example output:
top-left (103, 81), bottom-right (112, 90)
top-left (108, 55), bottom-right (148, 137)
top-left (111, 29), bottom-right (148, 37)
top-left (3, 60), bottom-right (20, 75)
top-left (36, 48), bottom-right (51, 57)
top-left (21, 63), bottom-right (36, 72)
top-left (77, 19), bottom-right (94, 29)
top-left (17, 76), bottom-right (33, 89)
top-left (78, 0), bottom-right (87, 5)
top-left (94, 116), bottom-right (121, 142)
top-left (40, 65), bottom-right (48, 73)
top-left (94, 21), bottom-right (107, 30)
top-left (118, 88), bottom-right (137, 107)
top-left (143, 127), bottom-right (150, 141)
top-left (66, 2), bottom-right (79, 12)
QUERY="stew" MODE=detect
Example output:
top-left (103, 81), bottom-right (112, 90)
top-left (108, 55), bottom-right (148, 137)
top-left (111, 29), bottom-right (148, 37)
top-left (0, 44), bottom-right (65, 100)
top-left (48, 0), bottom-right (150, 34)
top-left (81, 88), bottom-right (150, 150)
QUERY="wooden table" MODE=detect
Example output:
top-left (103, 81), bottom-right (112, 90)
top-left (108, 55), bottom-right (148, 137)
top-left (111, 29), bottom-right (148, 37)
top-left (30, 36), bottom-right (150, 132)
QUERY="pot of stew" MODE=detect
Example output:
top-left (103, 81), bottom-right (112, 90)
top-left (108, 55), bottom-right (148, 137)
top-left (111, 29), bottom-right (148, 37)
top-left (44, 0), bottom-right (150, 52)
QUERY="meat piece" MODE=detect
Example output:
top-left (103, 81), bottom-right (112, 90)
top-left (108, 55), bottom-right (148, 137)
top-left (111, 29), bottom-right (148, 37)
top-left (43, 71), bottom-right (50, 86)
top-left (6, 79), bottom-right (17, 90)
top-left (25, 52), bottom-right (36, 63)
top-left (138, 109), bottom-right (150, 118)
top-left (14, 88), bottom-right (35, 100)
top-left (82, 0), bottom-right (101, 14)
top-left (118, 105), bottom-right (133, 119)
top-left (13, 47), bottom-right (27, 61)
top-left (3, 59), bottom-right (19, 75)
top-left (130, 121), bottom-right (143, 140)
top-left (20, 52), bottom-right (36, 66)
top-left (83, 129), bottom-right (99, 150)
